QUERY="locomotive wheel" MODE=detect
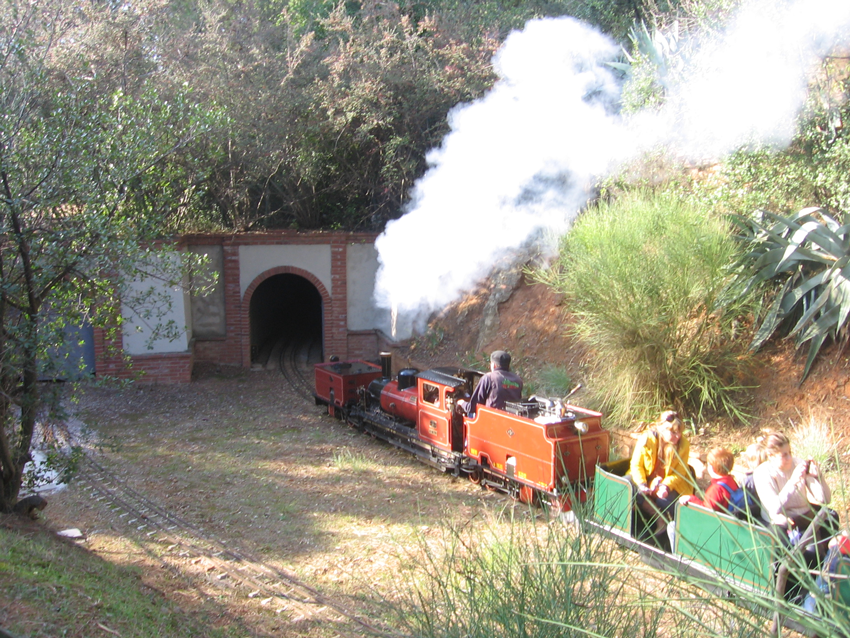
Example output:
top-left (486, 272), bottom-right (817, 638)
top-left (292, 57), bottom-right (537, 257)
top-left (518, 485), bottom-right (535, 505)
top-left (468, 469), bottom-right (482, 485)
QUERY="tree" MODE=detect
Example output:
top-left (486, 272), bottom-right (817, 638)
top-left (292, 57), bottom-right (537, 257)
top-left (0, 0), bottom-right (217, 512)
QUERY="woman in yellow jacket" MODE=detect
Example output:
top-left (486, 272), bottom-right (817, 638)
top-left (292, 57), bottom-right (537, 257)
top-left (630, 410), bottom-right (695, 535)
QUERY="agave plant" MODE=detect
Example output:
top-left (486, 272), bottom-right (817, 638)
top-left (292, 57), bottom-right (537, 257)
top-left (732, 207), bottom-right (850, 382)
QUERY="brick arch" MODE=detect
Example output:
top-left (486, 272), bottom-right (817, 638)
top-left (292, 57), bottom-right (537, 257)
top-left (242, 266), bottom-right (331, 367)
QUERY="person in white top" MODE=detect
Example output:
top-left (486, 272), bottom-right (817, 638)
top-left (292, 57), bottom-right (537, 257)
top-left (753, 431), bottom-right (837, 556)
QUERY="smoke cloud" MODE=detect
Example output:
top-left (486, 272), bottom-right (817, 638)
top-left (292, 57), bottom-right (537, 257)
top-left (374, 0), bottom-right (850, 339)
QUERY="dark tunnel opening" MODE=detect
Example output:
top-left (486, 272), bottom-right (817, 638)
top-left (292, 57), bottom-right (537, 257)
top-left (249, 274), bottom-right (323, 365)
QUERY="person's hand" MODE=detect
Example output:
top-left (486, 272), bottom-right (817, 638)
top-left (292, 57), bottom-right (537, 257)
top-left (637, 483), bottom-right (651, 495)
top-left (656, 484), bottom-right (670, 500)
top-left (679, 495), bottom-right (691, 505)
top-left (806, 459), bottom-right (819, 479)
top-left (791, 462), bottom-right (808, 487)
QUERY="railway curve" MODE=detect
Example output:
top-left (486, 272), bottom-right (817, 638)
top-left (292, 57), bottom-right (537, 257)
top-left (73, 453), bottom-right (397, 637)
top-left (63, 346), bottom-right (401, 638)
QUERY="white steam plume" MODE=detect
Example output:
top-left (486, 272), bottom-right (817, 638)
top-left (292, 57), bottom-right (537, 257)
top-left (375, 0), bottom-right (850, 338)
top-left (665, 0), bottom-right (850, 159)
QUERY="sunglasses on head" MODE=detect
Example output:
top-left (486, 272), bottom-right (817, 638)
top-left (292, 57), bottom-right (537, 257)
top-left (664, 411), bottom-right (679, 422)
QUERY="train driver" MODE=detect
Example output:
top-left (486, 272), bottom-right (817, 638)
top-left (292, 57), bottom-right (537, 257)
top-left (462, 350), bottom-right (523, 417)
top-left (630, 410), bottom-right (695, 537)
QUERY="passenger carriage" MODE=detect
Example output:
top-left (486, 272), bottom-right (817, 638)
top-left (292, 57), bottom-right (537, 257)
top-left (589, 459), bottom-right (850, 635)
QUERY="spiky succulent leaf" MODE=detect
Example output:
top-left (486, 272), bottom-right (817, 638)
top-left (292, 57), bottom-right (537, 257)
top-left (733, 207), bottom-right (850, 383)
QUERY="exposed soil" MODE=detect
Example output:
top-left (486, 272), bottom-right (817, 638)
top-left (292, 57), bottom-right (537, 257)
top-left (396, 272), bottom-right (850, 462)
top-left (6, 272), bottom-right (850, 637)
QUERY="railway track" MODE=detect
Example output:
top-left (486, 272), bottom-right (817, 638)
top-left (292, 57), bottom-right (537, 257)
top-left (279, 336), bottom-right (322, 401)
top-left (67, 352), bottom-right (403, 638)
top-left (75, 453), bottom-right (396, 637)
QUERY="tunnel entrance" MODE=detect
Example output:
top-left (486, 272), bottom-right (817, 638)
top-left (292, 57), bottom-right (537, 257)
top-left (249, 273), bottom-right (323, 367)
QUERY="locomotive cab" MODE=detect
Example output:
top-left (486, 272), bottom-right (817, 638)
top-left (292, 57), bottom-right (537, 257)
top-left (416, 370), bottom-right (468, 453)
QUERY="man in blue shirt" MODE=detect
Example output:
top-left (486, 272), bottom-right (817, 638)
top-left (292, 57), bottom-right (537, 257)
top-left (465, 350), bottom-right (523, 417)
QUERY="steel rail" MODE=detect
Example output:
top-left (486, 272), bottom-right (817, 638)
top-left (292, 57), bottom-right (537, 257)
top-left (278, 336), bottom-right (319, 401)
top-left (72, 411), bottom-right (403, 637)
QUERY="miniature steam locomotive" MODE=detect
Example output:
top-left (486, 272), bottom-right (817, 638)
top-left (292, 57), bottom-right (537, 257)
top-left (313, 353), bottom-right (609, 511)
top-left (313, 354), bottom-right (850, 632)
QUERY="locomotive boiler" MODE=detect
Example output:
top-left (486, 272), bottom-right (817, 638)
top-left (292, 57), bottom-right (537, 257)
top-left (314, 352), bottom-right (609, 511)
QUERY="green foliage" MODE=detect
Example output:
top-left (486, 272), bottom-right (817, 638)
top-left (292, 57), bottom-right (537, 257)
top-left (458, 350), bottom-right (490, 371)
top-left (537, 191), bottom-right (757, 424)
top-left (411, 325), bottom-right (446, 355)
top-left (331, 446), bottom-right (374, 471)
top-left (181, 0), bottom-right (501, 232)
top-left (171, 0), bottom-right (683, 233)
top-left (0, 0), bottom-right (219, 510)
top-left (383, 508), bottom-right (816, 638)
top-left (678, 57), bottom-right (850, 217)
top-left (532, 365), bottom-right (574, 398)
top-left (0, 525), bottom-right (235, 637)
top-left (730, 207), bottom-right (850, 383)
top-left (790, 415), bottom-right (840, 473)
top-left (612, 1), bottom-right (744, 113)
top-left (613, 21), bottom-right (681, 113)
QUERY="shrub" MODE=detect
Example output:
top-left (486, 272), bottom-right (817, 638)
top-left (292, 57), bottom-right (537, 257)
top-left (537, 191), bottom-right (757, 424)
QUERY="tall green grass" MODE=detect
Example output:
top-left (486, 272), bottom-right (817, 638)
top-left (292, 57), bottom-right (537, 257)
top-left (791, 414), bottom-right (842, 473)
top-left (331, 447), bottom-right (374, 471)
top-left (381, 507), bottom-right (761, 638)
top-left (380, 503), bottom-right (850, 638)
top-left (536, 191), bottom-right (758, 425)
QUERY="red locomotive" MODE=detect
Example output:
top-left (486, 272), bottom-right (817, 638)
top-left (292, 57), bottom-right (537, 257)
top-left (314, 353), bottom-right (609, 511)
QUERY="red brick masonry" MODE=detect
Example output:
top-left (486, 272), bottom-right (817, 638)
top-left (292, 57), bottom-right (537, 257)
top-left (94, 230), bottom-right (381, 383)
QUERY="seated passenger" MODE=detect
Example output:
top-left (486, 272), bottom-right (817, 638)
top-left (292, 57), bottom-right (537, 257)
top-left (753, 431), bottom-right (838, 555)
top-left (731, 440), bottom-right (767, 521)
top-left (803, 532), bottom-right (850, 615)
top-left (630, 410), bottom-right (695, 537)
top-left (463, 350), bottom-right (523, 417)
top-left (680, 447), bottom-right (738, 512)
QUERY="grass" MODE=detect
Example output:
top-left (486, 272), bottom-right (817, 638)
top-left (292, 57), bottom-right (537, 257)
top-left (382, 507), bottom-right (738, 638)
top-left (532, 365), bottom-right (574, 398)
top-left (12, 369), bottom-right (850, 638)
top-left (791, 413), bottom-right (842, 472)
top-left (0, 520), bottom-right (236, 638)
top-left (331, 447), bottom-right (375, 471)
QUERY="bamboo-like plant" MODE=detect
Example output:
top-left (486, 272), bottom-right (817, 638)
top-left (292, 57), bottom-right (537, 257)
top-left (732, 207), bottom-right (850, 383)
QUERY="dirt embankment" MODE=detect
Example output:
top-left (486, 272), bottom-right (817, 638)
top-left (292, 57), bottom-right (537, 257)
top-left (393, 271), bottom-right (850, 459)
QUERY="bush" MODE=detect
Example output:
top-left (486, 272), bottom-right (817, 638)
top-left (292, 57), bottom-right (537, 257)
top-left (537, 191), bottom-right (757, 424)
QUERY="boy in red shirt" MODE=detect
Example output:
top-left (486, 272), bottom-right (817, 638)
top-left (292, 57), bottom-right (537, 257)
top-left (680, 447), bottom-right (738, 511)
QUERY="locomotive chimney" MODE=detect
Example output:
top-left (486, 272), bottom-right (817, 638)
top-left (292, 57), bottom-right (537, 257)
top-left (380, 352), bottom-right (392, 379)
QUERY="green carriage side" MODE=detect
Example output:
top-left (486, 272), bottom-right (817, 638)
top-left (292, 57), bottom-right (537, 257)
top-left (590, 460), bottom-right (850, 632)
top-left (592, 460), bottom-right (774, 592)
